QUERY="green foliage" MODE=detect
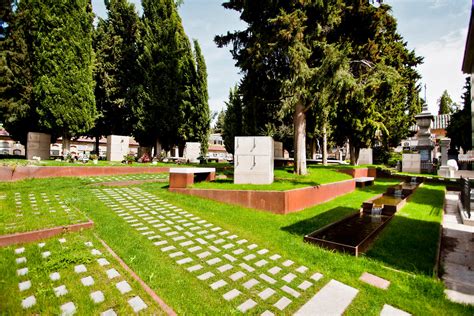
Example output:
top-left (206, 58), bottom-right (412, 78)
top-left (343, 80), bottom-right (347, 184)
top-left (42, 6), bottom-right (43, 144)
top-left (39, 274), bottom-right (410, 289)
top-left (437, 90), bottom-right (457, 115)
top-left (447, 77), bottom-right (472, 152)
top-left (30, 0), bottom-right (97, 141)
top-left (213, 110), bottom-right (225, 134)
top-left (93, 0), bottom-right (141, 138)
top-left (222, 86), bottom-right (243, 154)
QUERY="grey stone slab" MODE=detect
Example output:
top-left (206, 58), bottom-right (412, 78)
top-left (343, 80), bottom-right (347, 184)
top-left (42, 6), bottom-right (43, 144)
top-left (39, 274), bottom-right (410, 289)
top-left (268, 266), bottom-right (281, 275)
top-left (169, 251), bottom-right (184, 258)
top-left (230, 271), bottom-right (246, 281)
top-left (188, 246), bottom-right (202, 253)
top-left (15, 247), bottom-right (25, 254)
top-left (154, 241), bottom-right (168, 246)
top-left (128, 296), bottom-right (147, 313)
top-left (91, 249), bottom-right (102, 256)
top-left (180, 241), bottom-right (194, 247)
top-left (196, 238), bottom-right (208, 244)
top-left (161, 246), bottom-right (176, 252)
top-left (261, 310), bottom-right (275, 316)
top-left (54, 285), bottom-right (68, 297)
top-left (100, 309), bottom-right (117, 316)
top-left (223, 289), bottom-right (241, 301)
top-left (217, 264), bottom-right (233, 273)
top-left (310, 272), bottom-right (323, 282)
top-left (16, 257), bottom-right (27, 264)
top-left (380, 304), bottom-right (411, 316)
top-left (197, 251), bottom-right (211, 259)
top-left (282, 273), bottom-right (296, 283)
top-left (257, 249), bottom-right (269, 255)
top-left (205, 234), bottom-right (217, 240)
top-left (187, 264), bottom-right (203, 272)
top-left (237, 299), bottom-right (257, 312)
top-left (273, 296), bottom-right (292, 311)
top-left (21, 295), bottom-right (36, 309)
top-left (295, 266), bottom-right (309, 274)
top-left (17, 267), bottom-right (28, 276)
top-left (258, 288), bottom-right (276, 300)
top-left (184, 232), bottom-right (195, 238)
top-left (208, 246), bottom-right (220, 253)
top-left (106, 268), bottom-right (120, 279)
top-left (233, 249), bottom-right (244, 255)
top-left (281, 285), bottom-right (300, 298)
top-left (116, 281), bottom-right (132, 294)
top-left (84, 241), bottom-right (93, 247)
top-left (282, 260), bottom-right (294, 267)
top-left (247, 244), bottom-right (257, 250)
top-left (223, 254), bottom-right (237, 262)
top-left (359, 272), bottom-right (390, 290)
top-left (210, 279), bottom-right (227, 290)
top-left (19, 280), bottom-right (31, 291)
top-left (243, 278), bottom-right (259, 289)
top-left (97, 258), bottom-right (110, 266)
top-left (177, 257), bottom-right (193, 265)
top-left (222, 243), bottom-right (234, 249)
top-left (206, 257), bottom-right (222, 265)
top-left (270, 254), bottom-right (281, 261)
top-left (42, 251), bottom-right (51, 258)
top-left (227, 234), bottom-right (238, 239)
top-left (38, 243), bottom-right (46, 248)
top-left (173, 236), bottom-right (186, 242)
top-left (298, 280), bottom-right (313, 290)
top-left (91, 291), bottom-right (105, 304)
top-left (294, 279), bottom-right (359, 316)
top-left (59, 238), bottom-right (67, 243)
top-left (81, 276), bottom-right (94, 287)
top-left (198, 272), bottom-right (215, 280)
top-left (243, 254), bottom-right (256, 261)
top-left (240, 263), bottom-right (255, 272)
top-left (60, 302), bottom-right (76, 316)
top-left (255, 259), bottom-right (268, 267)
top-left (260, 273), bottom-right (276, 284)
top-left (50, 272), bottom-right (60, 281)
top-left (74, 264), bottom-right (87, 274)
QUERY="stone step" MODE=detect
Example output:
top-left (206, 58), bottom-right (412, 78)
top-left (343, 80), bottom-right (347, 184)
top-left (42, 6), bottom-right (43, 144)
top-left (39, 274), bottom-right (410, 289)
top-left (294, 279), bottom-right (358, 316)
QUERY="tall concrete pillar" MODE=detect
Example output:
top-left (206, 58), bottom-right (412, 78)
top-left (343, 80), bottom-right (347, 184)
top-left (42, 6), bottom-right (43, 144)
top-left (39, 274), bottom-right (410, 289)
top-left (26, 132), bottom-right (51, 160)
top-left (438, 137), bottom-right (454, 177)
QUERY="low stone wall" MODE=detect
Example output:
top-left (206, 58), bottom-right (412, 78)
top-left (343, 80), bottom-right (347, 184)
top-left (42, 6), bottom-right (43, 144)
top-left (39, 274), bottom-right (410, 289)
top-left (339, 167), bottom-right (377, 178)
top-left (0, 166), bottom-right (169, 181)
top-left (170, 179), bottom-right (355, 214)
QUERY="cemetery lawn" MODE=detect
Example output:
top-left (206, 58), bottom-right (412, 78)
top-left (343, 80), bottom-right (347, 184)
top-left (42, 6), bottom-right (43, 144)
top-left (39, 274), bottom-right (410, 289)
top-left (1, 176), bottom-right (472, 315)
top-left (0, 229), bottom-right (164, 314)
top-left (366, 183), bottom-right (444, 275)
top-left (192, 165), bottom-right (352, 191)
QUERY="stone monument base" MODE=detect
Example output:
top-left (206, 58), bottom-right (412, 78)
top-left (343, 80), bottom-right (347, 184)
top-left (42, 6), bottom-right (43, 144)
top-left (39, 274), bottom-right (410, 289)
top-left (438, 166), bottom-right (455, 178)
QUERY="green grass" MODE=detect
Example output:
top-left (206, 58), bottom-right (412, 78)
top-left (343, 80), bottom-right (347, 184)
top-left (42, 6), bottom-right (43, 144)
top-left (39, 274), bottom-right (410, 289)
top-left (84, 173), bottom-right (168, 183)
top-left (0, 176), bottom-right (472, 315)
top-left (0, 229), bottom-right (164, 314)
top-left (193, 165), bottom-right (352, 191)
top-left (366, 183), bottom-right (444, 275)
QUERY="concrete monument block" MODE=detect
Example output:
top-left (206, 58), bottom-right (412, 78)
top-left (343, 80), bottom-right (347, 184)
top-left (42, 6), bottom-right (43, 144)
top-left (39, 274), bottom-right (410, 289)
top-left (402, 154), bottom-right (421, 174)
top-left (26, 132), bottom-right (51, 160)
top-left (357, 148), bottom-right (373, 165)
top-left (274, 141), bottom-right (283, 158)
top-left (106, 135), bottom-right (129, 161)
top-left (234, 136), bottom-right (274, 185)
top-left (184, 142), bottom-right (201, 163)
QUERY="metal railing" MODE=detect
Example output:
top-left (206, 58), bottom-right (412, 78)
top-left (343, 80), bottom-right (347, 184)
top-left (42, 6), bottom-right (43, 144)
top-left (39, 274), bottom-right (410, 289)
top-left (460, 176), bottom-right (471, 219)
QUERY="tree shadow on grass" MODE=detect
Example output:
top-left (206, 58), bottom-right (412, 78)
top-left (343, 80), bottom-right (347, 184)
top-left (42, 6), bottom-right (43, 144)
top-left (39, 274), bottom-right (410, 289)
top-left (281, 206), bottom-right (358, 236)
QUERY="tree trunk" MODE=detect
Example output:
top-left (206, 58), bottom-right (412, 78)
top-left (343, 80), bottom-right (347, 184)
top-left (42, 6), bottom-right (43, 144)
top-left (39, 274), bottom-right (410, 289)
top-left (95, 134), bottom-right (100, 155)
top-left (310, 138), bottom-right (316, 160)
top-left (293, 100), bottom-right (307, 175)
top-left (349, 142), bottom-right (360, 165)
top-left (62, 137), bottom-right (71, 156)
top-left (322, 123), bottom-right (328, 166)
top-left (154, 138), bottom-right (162, 158)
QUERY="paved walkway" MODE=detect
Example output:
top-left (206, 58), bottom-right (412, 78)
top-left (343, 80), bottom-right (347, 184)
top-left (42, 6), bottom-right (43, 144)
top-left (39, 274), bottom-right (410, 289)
top-left (93, 187), bottom-right (411, 315)
top-left (441, 191), bottom-right (474, 305)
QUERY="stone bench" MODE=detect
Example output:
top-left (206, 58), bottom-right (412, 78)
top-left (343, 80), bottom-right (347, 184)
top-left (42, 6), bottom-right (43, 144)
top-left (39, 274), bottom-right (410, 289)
top-left (169, 168), bottom-right (216, 188)
top-left (355, 177), bottom-right (375, 188)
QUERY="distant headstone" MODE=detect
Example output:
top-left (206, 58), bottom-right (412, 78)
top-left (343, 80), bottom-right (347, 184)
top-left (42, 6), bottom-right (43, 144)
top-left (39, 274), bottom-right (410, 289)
top-left (106, 135), bottom-right (129, 161)
top-left (184, 142), bottom-right (201, 163)
top-left (234, 136), bottom-right (274, 185)
top-left (274, 141), bottom-right (283, 158)
top-left (357, 148), bottom-right (373, 165)
top-left (26, 132), bottom-right (50, 160)
top-left (402, 153), bottom-right (421, 174)
top-left (438, 138), bottom-right (455, 178)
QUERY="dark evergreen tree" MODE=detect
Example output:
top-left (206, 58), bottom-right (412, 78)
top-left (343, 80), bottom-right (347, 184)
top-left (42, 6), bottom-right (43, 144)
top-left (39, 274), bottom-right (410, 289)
top-left (92, 0), bottom-right (141, 152)
top-left (222, 86), bottom-right (243, 154)
top-left (437, 90), bottom-right (456, 115)
top-left (447, 77), bottom-right (472, 152)
top-left (31, 0), bottom-right (96, 151)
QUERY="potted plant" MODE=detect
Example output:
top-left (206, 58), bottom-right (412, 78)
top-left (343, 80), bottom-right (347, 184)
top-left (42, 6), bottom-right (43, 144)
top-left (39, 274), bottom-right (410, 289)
top-left (90, 154), bottom-right (98, 165)
top-left (124, 153), bottom-right (135, 164)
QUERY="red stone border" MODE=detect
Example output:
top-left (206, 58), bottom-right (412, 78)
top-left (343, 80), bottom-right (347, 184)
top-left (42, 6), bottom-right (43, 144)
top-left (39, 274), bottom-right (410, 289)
top-left (98, 237), bottom-right (177, 316)
top-left (339, 167), bottom-right (377, 178)
top-left (0, 166), bottom-right (169, 181)
top-left (170, 179), bottom-right (356, 214)
top-left (0, 220), bottom-right (94, 247)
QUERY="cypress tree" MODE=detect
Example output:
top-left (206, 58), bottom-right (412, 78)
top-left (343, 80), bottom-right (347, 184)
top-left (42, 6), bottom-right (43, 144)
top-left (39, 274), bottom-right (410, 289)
top-left (31, 0), bottom-right (96, 151)
top-left (93, 0), bottom-right (141, 151)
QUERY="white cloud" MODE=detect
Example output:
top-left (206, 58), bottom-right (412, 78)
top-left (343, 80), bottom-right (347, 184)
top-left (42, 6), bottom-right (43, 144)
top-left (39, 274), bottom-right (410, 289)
top-left (416, 27), bottom-right (468, 113)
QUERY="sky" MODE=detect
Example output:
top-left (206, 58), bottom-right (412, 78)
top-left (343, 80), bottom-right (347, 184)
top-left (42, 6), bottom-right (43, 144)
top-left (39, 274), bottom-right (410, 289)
top-left (92, 0), bottom-right (472, 116)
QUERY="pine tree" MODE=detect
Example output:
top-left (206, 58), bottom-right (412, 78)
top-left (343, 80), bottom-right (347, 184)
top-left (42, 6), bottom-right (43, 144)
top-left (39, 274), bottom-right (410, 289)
top-left (447, 77), bottom-right (472, 152)
top-left (31, 0), bottom-right (96, 151)
top-left (93, 0), bottom-right (141, 152)
top-left (438, 90), bottom-right (456, 115)
top-left (222, 86), bottom-right (243, 154)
